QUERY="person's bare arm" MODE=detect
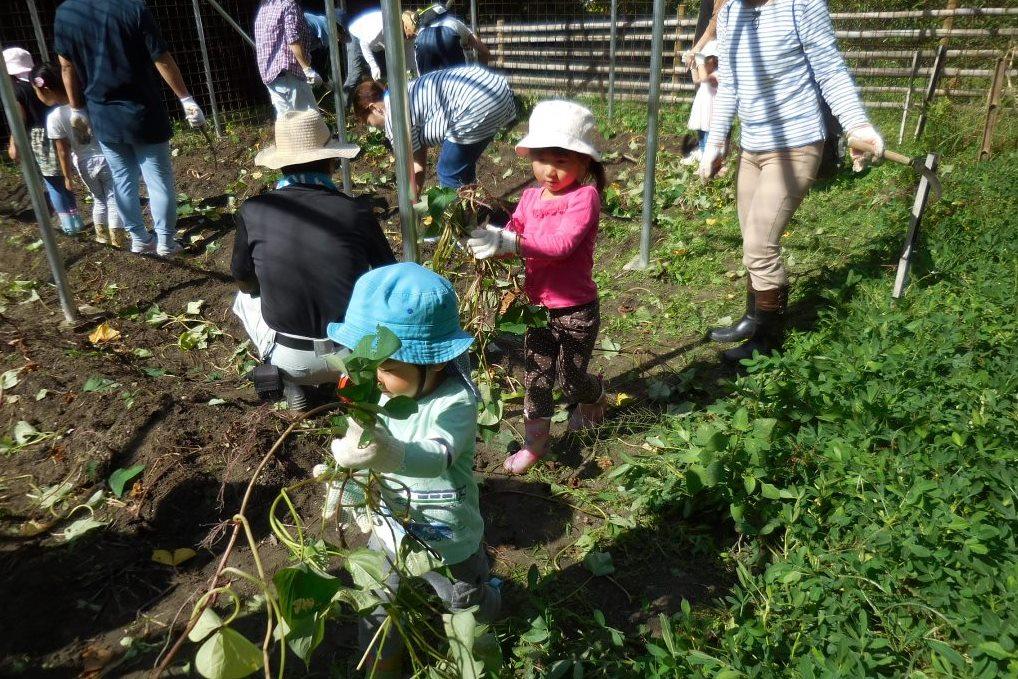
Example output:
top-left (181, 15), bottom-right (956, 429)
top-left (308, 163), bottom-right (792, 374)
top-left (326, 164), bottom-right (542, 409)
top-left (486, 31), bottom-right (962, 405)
top-left (289, 42), bottom-right (312, 70)
top-left (54, 138), bottom-right (75, 189)
top-left (153, 52), bottom-right (191, 99)
top-left (7, 100), bottom-right (27, 161)
top-left (411, 147), bottom-right (427, 197)
top-left (468, 35), bottom-right (491, 64)
top-left (58, 56), bottom-right (86, 109)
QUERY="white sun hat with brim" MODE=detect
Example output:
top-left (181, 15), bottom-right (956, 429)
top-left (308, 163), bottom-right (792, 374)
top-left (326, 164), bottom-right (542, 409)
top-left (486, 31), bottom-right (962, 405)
top-left (515, 100), bottom-right (602, 162)
top-left (3, 47), bottom-right (34, 80)
top-left (254, 109), bottom-right (361, 169)
top-left (700, 39), bottom-right (719, 59)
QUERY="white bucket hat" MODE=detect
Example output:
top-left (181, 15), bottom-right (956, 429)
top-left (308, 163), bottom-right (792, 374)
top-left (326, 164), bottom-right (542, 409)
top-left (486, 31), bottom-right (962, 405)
top-left (515, 100), bottom-right (601, 162)
top-left (254, 109), bottom-right (360, 169)
top-left (700, 40), bottom-right (719, 59)
top-left (3, 47), bottom-right (34, 80)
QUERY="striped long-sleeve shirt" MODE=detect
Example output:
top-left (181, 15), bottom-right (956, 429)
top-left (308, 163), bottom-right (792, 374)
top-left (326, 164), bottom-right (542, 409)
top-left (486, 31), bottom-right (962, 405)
top-left (384, 65), bottom-right (516, 152)
top-left (706, 0), bottom-right (869, 152)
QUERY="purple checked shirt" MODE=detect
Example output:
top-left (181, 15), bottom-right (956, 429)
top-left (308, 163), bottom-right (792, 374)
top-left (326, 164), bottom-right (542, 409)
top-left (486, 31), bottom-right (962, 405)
top-left (254, 0), bottom-right (311, 85)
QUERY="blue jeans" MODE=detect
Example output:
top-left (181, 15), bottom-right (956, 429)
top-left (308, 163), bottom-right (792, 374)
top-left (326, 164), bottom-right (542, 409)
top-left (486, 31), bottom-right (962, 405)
top-left (42, 175), bottom-right (77, 215)
top-left (697, 130), bottom-right (708, 153)
top-left (436, 137), bottom-right (494, 188)
top-left (266, 72), bottom-right (317, 117)
top-left (99, 140), bottom-right (176, 246)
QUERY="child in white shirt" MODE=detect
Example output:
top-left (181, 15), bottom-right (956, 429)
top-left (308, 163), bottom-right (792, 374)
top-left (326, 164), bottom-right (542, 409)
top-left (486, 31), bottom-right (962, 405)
top-left (683, 41), bottom-right (719, 165)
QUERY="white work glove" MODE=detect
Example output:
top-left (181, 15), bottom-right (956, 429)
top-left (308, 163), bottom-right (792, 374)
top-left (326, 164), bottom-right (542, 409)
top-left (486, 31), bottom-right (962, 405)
top-left (369, 65), bottom-right (382, 81)
top-left (303, 66), bottom-right (323, 86)
top-left (314, 462), bottom-right (371, 531)
top-left (70, 108), bottom-right (92, 145)
top-left (847, 124), bottom-right (884, 172)
top-left (698, 143), bottom-right (725, 182)
top-left (179, 96), bottom-right (206, 128)
top-left (466, 225), bottom-right (518, 260)
top-left (330, 419), bottom-right (405, 473)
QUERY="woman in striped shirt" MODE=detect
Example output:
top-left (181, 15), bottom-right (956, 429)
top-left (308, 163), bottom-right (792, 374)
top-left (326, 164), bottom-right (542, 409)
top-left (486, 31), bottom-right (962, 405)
top-left (700, 0), bottom-right (884, 362)
top-left (353, 65), bottom-right (516, 195)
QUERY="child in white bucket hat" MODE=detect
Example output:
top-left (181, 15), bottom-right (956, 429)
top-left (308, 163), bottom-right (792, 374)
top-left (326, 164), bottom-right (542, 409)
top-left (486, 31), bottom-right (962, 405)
top-left (466, 100), bottom-right (610, 474)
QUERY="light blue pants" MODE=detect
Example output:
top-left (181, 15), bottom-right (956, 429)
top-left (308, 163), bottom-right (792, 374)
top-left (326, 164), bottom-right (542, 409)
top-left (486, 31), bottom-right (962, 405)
top-left (98, 140), bottom-right (176, 247)
top-left (266, 72), bottom-right (317, 117)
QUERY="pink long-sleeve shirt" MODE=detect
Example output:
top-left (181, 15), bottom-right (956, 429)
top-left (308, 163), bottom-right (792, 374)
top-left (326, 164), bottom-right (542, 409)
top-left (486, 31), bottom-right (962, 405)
top-left (506, 184), bottom-right (600, 309)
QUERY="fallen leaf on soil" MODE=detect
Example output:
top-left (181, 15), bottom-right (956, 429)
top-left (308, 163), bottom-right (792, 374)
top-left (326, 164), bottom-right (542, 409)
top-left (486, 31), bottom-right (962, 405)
top-left (88, 322), bottom-right (121, 344)
top-left (152, 547), bottom-right (197, 567)
top-left (81, 643), bottom-right (115, 677)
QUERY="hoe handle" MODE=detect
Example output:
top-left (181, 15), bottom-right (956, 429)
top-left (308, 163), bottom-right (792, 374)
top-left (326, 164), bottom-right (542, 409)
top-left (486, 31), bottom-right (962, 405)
top-left (848, 137), bottom-right (911, 166)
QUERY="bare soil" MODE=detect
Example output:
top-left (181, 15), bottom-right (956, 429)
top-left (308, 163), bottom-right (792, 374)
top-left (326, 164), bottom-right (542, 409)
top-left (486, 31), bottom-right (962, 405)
top-left (0, 121), bottom-right (728, 677)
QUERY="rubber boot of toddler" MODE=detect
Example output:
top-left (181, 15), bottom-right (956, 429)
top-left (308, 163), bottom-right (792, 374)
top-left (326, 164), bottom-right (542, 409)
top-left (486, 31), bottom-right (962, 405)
top-left (723, 286), bottom-right (787, 363)
top-left (504, 417), bottom-right (551, 474)
top-left (709, 280), bottom-right (758, 343)
top-left (283, 382), bottom-right (309, 411)
top-left (109, 227), bottom-right (128, 249)
top-left (93, 221), bottom-right (109, 244)
top-left (568, 384), bottom-right (609, 432)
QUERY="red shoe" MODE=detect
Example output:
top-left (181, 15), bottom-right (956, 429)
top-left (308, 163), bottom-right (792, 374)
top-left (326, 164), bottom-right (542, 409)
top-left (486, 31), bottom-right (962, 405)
top-left (504, 417), bottom-right (551, 474)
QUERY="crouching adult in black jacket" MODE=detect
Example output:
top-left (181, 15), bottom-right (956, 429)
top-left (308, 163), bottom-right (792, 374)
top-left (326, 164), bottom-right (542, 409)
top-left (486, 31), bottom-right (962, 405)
top-left (231, 109), bottom-right (395, 409)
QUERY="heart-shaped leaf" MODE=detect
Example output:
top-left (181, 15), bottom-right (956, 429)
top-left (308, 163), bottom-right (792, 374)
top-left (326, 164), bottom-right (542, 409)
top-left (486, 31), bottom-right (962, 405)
top-left (194, 628), bottom-right (262, 679)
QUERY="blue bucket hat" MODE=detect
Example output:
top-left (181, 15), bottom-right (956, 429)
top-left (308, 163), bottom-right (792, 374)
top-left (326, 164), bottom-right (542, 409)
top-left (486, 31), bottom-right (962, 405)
top-left (326, 263), bottom-right (473, 365)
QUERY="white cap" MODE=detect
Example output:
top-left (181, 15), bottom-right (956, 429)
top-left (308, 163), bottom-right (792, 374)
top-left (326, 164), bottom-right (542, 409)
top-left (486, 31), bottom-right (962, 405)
top-left (700, 40), bottom-right (719, 59)
top-left (515, 100), bottom-right (601, 162)
top-left (3, 47), bottom-right (34, 80)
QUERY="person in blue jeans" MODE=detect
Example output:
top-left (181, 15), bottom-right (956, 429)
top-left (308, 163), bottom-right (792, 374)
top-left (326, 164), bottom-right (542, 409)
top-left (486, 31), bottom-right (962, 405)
top-left (4, 47), bottom-right (84, 235)
top-left (352, 65), bottom-right (515, 196)
top-left (54, 0), bottom-right (206, 257)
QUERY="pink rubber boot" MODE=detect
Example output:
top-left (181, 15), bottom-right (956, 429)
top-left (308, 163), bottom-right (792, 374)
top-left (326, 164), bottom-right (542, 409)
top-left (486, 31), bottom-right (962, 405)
top-left (568, 386), bottom-right (609, 432)
top-left (504, 417), bottom-right (551, 474)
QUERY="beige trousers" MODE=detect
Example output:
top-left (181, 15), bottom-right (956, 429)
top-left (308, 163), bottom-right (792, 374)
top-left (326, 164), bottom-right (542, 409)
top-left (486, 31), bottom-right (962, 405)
top-left (736, 141), bottom-right (824, 290)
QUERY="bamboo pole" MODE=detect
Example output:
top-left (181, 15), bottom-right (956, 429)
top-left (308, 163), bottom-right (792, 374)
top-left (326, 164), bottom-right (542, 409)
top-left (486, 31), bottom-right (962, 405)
top-left (324, 0), bottom-right (352, 192)
top-left (483, 27), bottom-right (1014, 44)
top-left (492, 47), bottom-right (1005, 63)
top-left (898, 50), bottom-right (921, 145)
top-left (915, 45), bottom-right (948, 141)
top-left (495, 19), bottom-right (504, 68)
top-left (607, 0), bottom-right (618, 120)
top-left (192, 0), bottom-right (223, 138)
top-left (203, 0), bottom-right (256, 49)
top-left (26, 0), bottom-right (50, 62)
top-left (978, 55), bottom-right (1007, 161)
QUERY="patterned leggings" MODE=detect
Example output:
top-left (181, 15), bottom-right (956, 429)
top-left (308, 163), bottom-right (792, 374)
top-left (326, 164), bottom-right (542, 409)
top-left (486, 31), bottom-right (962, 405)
top-left (524, 301), bottom-right (602, 419)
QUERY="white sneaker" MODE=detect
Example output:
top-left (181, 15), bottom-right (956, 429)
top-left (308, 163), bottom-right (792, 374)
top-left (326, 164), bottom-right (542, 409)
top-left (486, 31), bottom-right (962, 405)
top-left (131, 236), bottom-right (157, 254)
top-left (157, 241), bottom-right (184, 258)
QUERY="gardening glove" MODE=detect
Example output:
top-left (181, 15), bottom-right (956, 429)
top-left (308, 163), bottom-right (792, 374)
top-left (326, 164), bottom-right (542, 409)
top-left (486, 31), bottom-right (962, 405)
top-left (70, 108), bottom-right (92, 145)
top-left (314, 463), bottom-right (371, 530)
top-left (330, 419), bottom-right (405, 473)
top-left (466, 225), bottom-right (518, 260)
top-left (698, 142), bottom-right (725, 182)
top-left (303, 66), bottom-right (324, 87)
top-left (847, 124), bottom-right (884, 172)
top-left (179, 96), bottom-right (206, 129)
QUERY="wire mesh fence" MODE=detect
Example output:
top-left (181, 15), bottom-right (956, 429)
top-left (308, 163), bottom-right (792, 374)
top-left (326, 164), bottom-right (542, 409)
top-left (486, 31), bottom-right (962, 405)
top-left (1, 0), bottom-right (272, 154)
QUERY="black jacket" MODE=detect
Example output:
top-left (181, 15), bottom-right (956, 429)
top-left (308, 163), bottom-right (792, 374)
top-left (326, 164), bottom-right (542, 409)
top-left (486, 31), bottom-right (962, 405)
top-left (231, 183), bottom-right (396, 338)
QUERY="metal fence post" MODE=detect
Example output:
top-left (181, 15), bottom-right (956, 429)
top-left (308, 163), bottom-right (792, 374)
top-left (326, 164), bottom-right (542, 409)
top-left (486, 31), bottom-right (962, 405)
top-left (380, 0), bottom-right (418, 263)
top-left (325, 0), bottom-right (352, 192)
top-left (0, 51), bottom-right (80, 325)
top-left (607, 0), bottom-right (618, 121)
top-left (203, 0), bottom-right (256, 49)
top-left (192, 0), bottom-right (222, 138)
top-left (629, 0), bottom-right (666, 271)
top-left (26, 0), bottom-right (50, 62)
top-left (470, 0), bottom-right (478, 34)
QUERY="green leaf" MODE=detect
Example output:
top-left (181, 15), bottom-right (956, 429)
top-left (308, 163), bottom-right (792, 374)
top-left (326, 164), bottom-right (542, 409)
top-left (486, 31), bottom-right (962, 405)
top-left (82, 376), bottom-right (119, 393)
top-left (583, 551), bottom-right (615, 576)
top-left (344, 548), bottom-right (387, 589)
top-left (978, 641), bottom-right (1013, 660)
top-left (194, 628), bottom-right (263, 679)
top-left (13, 420), bottom-right (39, 445)
top-left (109, 464), bottom-right (145, 498)
top-left (442, 609), bottom-right (484, 679)
top-left (760, 482), bottom-right (782, 500)
top-left (32, 482), bottom-right (74, 510)
top-left (732, 407), bottom-right (750, 431)
top-left (368, 325), bottom-right (401, 361)
top-left (382, 396), bottom-right (418, 419)
top-left (61, 517), bottom-right (107, 541)
top-left (1, 367), bottom-right (24, 389)
top-left (331, 586), bottom-right (381, 612)
top-left (188, 607), bottom-right (223, 643)
top-left (186, 300), bottom-right (205, 316)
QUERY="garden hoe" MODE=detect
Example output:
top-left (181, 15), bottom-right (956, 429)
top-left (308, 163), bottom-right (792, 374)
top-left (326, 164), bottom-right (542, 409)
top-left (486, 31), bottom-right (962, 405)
top-left (849, 138), bottom-right (941, 299)
top-left (848, 138), bottom-right (942, 200)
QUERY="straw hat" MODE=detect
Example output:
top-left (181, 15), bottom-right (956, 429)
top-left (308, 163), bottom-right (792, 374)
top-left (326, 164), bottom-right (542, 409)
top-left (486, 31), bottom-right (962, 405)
top-left (515, 100), bottom-right (602, 162)
top-left (3, 47), bottom-right (34, 80)
top-left (254, 109), bottom-right (360, 169)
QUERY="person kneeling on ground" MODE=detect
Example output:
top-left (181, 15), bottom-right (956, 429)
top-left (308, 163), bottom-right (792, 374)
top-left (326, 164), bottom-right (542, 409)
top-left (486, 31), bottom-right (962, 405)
top-left (231, 109), bottom-right (396, 410)
top-left (317, 262), bottom-right (500, 677)
top-left (352, 64), bottom-right (516, 196)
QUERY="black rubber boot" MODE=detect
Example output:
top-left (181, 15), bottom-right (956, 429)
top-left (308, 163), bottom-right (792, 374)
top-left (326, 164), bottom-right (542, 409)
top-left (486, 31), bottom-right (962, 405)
top-left (709, 283), bottom-right (758, 343)
top-left (723, 286), bottom-right (787, 363)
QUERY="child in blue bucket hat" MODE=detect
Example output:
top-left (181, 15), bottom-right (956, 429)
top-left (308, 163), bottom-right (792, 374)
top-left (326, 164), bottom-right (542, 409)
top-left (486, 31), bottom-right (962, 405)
top-left (323, 262), bottom-right (500, 673)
